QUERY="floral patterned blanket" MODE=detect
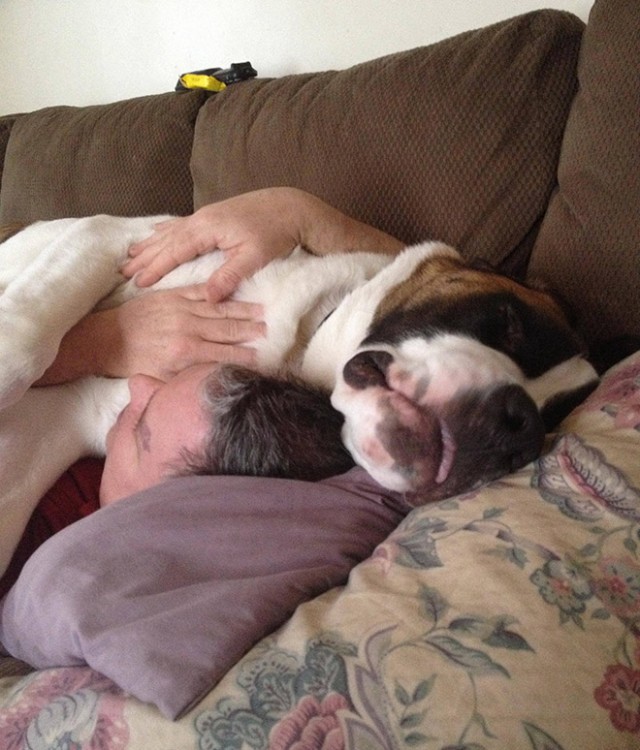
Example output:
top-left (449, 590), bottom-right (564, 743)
top-left (1, 350), bottom-right (639, 749)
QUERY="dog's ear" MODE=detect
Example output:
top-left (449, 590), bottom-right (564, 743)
top-left (468, 257), bottom-right (500, 274)
top-left (526, 278), bottom-right (640, 374)
top-left (472, 263), bottom-right (582, 333)
top-left (525, 274), bottom-right (582, 330)
top-left (0, 222), bottom-right (26, 245)
top-left (588, 335), bottom-right (640, 375)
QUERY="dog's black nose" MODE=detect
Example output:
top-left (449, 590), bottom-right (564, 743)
top-left (489, 384), bottom-right (546, 471)
top-left (343, 350), bottom-right (393, 390)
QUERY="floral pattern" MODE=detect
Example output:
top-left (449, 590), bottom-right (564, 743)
top-left (595, 665), bottom-right (640, 733)
top-left (0, 667), bottom-right (129, 750)
top-left (532, 433), bottom-right (640, 522)
top-left (339, 597), bottom-right (536, 749)
top-left (0, 351), bottom-right (639, 749)
top-left (581, 357), bottom-right (640, 430)
top-left (593, 557), bottom-right (640, 619)
top-left (193, 636), bottom-right (355, 750)
top-left (530, 559), bottom-right (592, 625)
top-left (195, 611), bottom-right (543, 750)
top-left (269, 693), bottom-right (349, 750)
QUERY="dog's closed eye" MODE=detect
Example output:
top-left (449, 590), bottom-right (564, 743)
top-left (479, 301), bottom-right (524, 355)
top-left (500, 303), bottom-right (525, 353)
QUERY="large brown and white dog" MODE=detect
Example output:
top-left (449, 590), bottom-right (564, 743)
top-left (0, 215), bottom-right (599, 575)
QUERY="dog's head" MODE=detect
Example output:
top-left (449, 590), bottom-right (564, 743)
top-left (330, 243), bottom-right (598, 503)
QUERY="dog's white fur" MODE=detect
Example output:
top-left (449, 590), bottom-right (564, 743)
top-left (0, 215), bottom-right (598, 577)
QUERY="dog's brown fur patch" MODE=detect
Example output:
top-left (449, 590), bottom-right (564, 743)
top-left (374, 254), bottom-right (568, 327)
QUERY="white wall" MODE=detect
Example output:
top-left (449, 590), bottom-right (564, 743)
top-left (0, 0), bottom-right (593, 116)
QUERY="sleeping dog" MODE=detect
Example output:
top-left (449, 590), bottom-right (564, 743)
top-left (0, 214), bottom-right (599, 575)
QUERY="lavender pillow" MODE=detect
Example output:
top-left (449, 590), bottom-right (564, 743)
top-left (0, 470), bottom-right (407, 719)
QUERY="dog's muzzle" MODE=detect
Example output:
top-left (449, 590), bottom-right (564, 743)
top-left (335, 348), bottom-right (546, 502)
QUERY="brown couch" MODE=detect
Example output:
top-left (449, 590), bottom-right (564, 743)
top-left (1, 1), bottom-right (637, 347)
top-left (1, 0), bottom-right (639, 745)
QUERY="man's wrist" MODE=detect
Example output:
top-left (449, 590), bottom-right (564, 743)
top-left (37, 310), bottom-right (120, 385)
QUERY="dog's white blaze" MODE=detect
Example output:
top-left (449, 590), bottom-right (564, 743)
top-left (342, 427), bottom-right (408, 493)
top-left (331, 333), bottom-right (598, 495)
top-left (388, 334), bottom-right (523, 404)
top-left (330, 333), bottom-right (526, 494)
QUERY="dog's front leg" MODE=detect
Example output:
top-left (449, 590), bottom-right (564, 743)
top-left (0, 215), bottom-right (160, 410)
top-left (0, 377), bottom-right (128, 578)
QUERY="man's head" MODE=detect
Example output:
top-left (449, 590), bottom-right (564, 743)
top-left (100, 364), bottom-right (214, 505)
top-left (99, 364), bottom-right (353, 506)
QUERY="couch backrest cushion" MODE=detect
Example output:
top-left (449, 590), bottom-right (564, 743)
top-left (0, 91), bottom-right (207, 223)
top-left (191, 11), bottom-right (583, 275)
top-left (0, 117), bottom-right (14, 185)
top-left (528, 0), bottom-right (640, 345)
top-left (0, 114), bottom-right (21, 200)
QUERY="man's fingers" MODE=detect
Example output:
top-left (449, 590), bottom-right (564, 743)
top-left (176, 283), bottom-right (209, 301)
top-left (205, 254), bottom-right (263, 303)
top-left (124, 248), bottom-right (185, 287)
top-left (197, 317), bottom-right (265, 345)
top-left (206, 300), bottom-right (265, 322)
top-left (120, 248), bottom-right (164, 280)
top-left (200, 342), bottom-right (258, 367)
top-left (126, 236), bottom-right (153, 259)
top-left (124, 219), bottom-right (205, 284)
top-left (126, 219), bottom-right (175, 258)
top-left (176, 286), bottom-right (265, 324)
top-left (120, 254), bottom-right (148, 278)
top-left (205, 265), bottom-right (246, 304)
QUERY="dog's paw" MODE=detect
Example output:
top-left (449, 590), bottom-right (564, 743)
top-left (0, 316), bottom-right (59, 410)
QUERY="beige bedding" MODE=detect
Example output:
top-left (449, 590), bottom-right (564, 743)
top-left (1, 350), bottom-right (639, 749)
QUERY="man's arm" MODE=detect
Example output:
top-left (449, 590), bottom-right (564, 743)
top-left (38, 287), bottom-right (264, 384)
top-left (42, 188), bottom-right (403, 383)
top-left (123, 187), bottom-right (404, 301)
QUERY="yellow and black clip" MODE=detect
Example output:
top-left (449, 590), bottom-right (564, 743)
top-left (175, 62), bottom-right (257, 92)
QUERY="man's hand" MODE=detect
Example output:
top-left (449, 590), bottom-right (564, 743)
top-left (38, 286), bottom-right (265, 384)
top-left (122, 187), bottom-right (404, 302)
top-left (122, 188), bottom-right (303, 302)
top-left (40, 188), bottom-right (402, 385)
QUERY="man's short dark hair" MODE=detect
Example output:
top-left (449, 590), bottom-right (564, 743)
top-left (182, 365), bottom-right (354, 482)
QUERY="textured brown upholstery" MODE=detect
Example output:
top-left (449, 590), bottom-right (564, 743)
top-left (0, 115), bottom-right (18, 190)
top-left (528, 0), bottom-right (640, 345)
top-left (191, 11), bottom-right (583, 273)
top-left (2, 6), bottom-right (635, 350)
top-left (0, 91), bottom-right (207, 223)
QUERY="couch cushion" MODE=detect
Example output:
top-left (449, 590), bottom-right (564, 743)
top-left (192, 11), bottom-right (583, 274)
top-left (0, 91), bottom-right (207, 223)
top-left (528, 0), bottom-right (640, 345)
top-left (0, 114), bottom-right (18, 192)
